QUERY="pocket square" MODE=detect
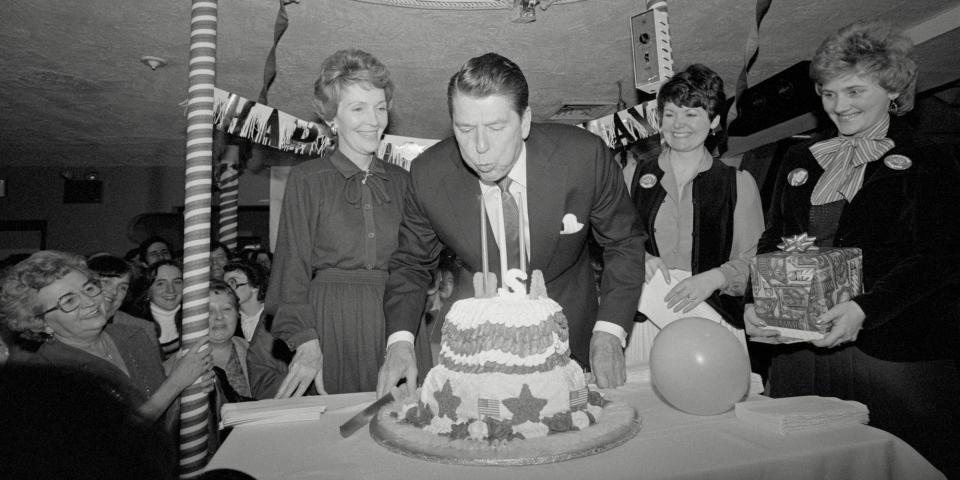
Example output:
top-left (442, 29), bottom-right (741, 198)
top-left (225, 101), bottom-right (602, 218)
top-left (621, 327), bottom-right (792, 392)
top-left (560, 213), bottom-right (584, 234)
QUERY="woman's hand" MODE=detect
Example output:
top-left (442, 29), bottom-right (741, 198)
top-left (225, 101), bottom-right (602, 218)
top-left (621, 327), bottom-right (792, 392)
top-left (644, 255), bottom-right (670, 283)
top-left (744, 304), bottom-right (782, 341)
top-left (811, 301), bottom-right (865, 349)
top-left (664, 269), bottom-right (726, 313)
top-left (275, 339), bottom-right (325, 398)
top-left (168, 342), bottom-right (214, 392)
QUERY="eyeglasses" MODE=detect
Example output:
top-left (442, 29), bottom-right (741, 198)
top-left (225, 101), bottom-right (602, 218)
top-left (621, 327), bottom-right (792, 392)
top-left (226, 279), bottom-right (248, 290)
top-left (40, 279), bottom-right (103, 317)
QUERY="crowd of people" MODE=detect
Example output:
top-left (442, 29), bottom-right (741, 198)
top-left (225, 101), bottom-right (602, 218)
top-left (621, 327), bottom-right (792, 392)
top-left (0, 18), bottom-right (957, 479)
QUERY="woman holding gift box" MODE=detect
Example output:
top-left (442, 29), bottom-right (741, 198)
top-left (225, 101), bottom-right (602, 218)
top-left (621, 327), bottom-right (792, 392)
top-left (630, 64), bottom-right (764, 333)
top-left (744, 20), bottom-right (960, 477)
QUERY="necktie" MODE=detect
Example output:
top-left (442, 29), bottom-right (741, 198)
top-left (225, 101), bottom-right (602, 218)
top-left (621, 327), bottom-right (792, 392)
top-left (498, 177), bottom-right (521, 269)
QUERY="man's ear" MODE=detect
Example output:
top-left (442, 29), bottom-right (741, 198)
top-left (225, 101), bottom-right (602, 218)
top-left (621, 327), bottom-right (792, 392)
top-left (521, 106), bottom-right (532, 140)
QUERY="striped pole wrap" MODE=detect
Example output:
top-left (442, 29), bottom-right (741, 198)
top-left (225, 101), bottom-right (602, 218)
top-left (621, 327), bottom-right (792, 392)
top-left (179, 0), bottom-right (217, 477)
top-left (217, 158), bottom-right (240, 252)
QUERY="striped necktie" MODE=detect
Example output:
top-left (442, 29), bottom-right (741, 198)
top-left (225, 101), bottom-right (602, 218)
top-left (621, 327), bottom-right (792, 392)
top-left (498, 177), bottom-right (521, 269)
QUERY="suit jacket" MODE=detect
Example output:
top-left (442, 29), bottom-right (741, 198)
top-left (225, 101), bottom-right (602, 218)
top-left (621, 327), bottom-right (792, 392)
top-left (757, 117), bottom-right (960, 360)
top-left (384, 122), bottom-right (646, 363)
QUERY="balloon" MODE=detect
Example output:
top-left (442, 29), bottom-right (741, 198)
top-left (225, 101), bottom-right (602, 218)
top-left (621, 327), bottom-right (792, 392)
top-left (650, 317), bottom-right (751, 415)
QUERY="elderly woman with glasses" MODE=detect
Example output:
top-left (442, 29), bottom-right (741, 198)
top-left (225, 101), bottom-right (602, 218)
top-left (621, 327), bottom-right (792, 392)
top-left (0, 250), bottom-right (215, 423)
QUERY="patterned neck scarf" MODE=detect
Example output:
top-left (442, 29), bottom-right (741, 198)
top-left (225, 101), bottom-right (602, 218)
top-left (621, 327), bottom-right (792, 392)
top-left (809, 115), bottom-right (894, 205)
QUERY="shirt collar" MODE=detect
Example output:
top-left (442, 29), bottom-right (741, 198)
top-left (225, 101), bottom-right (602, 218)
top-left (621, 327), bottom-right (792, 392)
top-left (330, 149), bottom-right (389, 181)
top-left (505, 143), bottom-right (528, 188)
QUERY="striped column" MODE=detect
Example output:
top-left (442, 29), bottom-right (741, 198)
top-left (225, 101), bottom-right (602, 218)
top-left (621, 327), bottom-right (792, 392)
top-left (179, 0), bottom-right (217, 477)
top-left (217, 148), bottom-right (240, 253)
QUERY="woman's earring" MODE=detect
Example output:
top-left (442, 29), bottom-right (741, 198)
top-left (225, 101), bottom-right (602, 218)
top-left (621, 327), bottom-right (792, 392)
top-left (328, 123), bottom-right (338, 135)
top-left (888, 99), bottom-right (900, 114)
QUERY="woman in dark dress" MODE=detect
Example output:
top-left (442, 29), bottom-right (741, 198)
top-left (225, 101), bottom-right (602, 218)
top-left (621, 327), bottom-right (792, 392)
top-left (266, 49), bottom-right (410, 396)
top-left (744, 21), bottom-right (960, 477)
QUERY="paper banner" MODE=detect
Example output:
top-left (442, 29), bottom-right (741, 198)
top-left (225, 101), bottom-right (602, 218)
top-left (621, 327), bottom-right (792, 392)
top-left (376, 134), bottom-right (440, 171)
top-left (578, 100), bottom-right (660, 150)
top-left (213, 87), bottom-right (332, 156)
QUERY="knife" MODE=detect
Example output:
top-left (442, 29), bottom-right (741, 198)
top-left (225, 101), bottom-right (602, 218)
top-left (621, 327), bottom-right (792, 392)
top-left (338, 391), bottom-right (395, 438)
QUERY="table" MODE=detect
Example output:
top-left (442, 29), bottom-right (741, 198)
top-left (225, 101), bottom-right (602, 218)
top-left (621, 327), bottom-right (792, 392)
top-left (208, 366), bottom-right (944, 480)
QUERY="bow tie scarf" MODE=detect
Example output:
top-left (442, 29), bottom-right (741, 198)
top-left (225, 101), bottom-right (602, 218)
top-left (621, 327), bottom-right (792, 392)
top-left (809, 135), bottom-right (895, 205)
top-left (343, 170), bottom-right (392, 207)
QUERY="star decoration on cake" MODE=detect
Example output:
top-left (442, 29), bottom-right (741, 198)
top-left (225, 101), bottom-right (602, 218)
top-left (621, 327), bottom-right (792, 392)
top-left (503, 384), bottom-right (548, 425)
top-left (433, 379), bottom-right (461, 421)
top-left (449, 421), bottom-right (472, 440)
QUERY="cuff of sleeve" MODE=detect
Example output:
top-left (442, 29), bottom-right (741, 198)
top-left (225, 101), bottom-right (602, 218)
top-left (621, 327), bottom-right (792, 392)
top-left (285, 328), bottom-right (319, 352)
top-left (717, 265), bottom-right (744, 296)
top-left (386, 331), bottom-right (415, 348)
top-left (593, 321), bottom-right (627, 348)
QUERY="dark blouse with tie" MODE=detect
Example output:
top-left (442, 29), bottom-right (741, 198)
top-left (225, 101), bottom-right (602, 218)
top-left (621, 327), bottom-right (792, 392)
top-left (265, 150), bottom-right (410, 393)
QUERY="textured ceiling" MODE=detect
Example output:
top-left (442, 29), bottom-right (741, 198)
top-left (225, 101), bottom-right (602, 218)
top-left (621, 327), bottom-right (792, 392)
top-left (1, 0), bottom-right (958, 167)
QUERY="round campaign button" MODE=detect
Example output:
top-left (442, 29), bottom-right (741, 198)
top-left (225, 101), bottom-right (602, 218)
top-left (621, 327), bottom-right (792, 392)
top-left (883, 154), bottom-right (912, 170)
top-left (639, 173), bottom-right (658, 189)
top-left (787, 168), bottom-right (809, 187)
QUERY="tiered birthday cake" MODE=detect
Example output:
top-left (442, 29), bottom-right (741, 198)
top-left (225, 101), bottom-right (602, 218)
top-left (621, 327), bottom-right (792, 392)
top-left (400, 271), bottom-right (604, 442)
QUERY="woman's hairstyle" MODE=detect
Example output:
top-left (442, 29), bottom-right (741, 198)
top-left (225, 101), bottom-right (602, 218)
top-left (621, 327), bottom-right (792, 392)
top-left (222, 261), bottom-right (267, 302)
top-left (811, 20), bottom-right (918, 115)
top-left (138, 259), bottom-right (183, 308)
top-left (211, 240), bottom-right (232, 258)
top-left (86, 253), bottom-right (133, 279)
top-left (0, 250), bottom-right (91, 334)
top-left (447, 52), bottom-right (529, 117)
top-left (656, 63), bottom-right (727, 122)
top-left (209, 279), bottom-right (240, 312)
top-left (313, 49), bottom-right (395, 123)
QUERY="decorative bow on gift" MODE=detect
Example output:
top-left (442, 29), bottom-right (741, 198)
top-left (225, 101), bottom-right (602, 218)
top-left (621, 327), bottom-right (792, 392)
top-left (777, 233), bottom-right (820, 253)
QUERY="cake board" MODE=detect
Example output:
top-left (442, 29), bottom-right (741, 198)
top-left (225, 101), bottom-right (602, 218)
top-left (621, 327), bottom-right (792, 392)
top-left (370, 399), bottom-right (640, 466)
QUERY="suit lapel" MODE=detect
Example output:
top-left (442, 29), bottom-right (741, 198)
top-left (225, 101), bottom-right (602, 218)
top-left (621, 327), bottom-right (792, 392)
top-left (526, 130), bottom-right (566, 271)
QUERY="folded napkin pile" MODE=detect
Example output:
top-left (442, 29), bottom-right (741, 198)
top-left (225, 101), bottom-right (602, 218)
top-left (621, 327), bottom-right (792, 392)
top-left (735, 396), bottom-right (868, 434)
top-left (220, 396), bottom-right (327, 429)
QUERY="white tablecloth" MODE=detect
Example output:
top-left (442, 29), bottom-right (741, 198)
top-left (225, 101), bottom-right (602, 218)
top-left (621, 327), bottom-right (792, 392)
top-left (208, 365), bottom-right (943, 480)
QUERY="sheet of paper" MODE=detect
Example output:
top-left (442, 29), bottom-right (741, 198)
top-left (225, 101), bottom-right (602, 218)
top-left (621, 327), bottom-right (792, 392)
top-left (638, 269), bottom-right (725, 329)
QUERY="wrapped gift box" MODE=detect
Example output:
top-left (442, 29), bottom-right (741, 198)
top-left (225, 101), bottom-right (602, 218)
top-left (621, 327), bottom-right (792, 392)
top-left (750, 241), bottom-right (862, 341)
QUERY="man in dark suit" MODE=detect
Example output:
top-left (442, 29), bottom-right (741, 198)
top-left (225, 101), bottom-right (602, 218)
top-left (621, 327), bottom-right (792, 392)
top-left (376, 53), bottom-right (645, 397)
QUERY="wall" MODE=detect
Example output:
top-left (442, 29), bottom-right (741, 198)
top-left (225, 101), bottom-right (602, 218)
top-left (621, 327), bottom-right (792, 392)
top-left (0, 165), bottom-right (272, 258)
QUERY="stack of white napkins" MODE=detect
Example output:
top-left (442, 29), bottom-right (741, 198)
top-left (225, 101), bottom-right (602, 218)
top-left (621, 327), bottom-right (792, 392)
top-left (735, 396), bottom-right (868, 434)
top-left (220, 396), bottom-right (327, 429)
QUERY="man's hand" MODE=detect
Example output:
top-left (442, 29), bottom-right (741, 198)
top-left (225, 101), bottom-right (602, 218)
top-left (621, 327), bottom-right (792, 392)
top-left (275, 339), bottom-right (323, 398)
top-left (589, 331), bottom-right (626, 389)
top-left (377, 341), bottom-right (418, 398)
top-left (743, 304), bottom-right (781, 342)
top-left (811, 301), bottom-right (865, 349)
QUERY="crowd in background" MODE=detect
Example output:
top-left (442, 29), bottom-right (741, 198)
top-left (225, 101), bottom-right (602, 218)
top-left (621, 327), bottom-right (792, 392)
top-left (1, 18), bottom-right (958, 480)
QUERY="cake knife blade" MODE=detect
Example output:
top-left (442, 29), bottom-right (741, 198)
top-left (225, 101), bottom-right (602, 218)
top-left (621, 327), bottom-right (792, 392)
top-left (338, 391), bottom-right (395, 438)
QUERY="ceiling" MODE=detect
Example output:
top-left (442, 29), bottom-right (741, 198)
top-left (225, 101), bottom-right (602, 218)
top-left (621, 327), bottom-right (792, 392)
top-left (2, 0), bottom-right (959, 167)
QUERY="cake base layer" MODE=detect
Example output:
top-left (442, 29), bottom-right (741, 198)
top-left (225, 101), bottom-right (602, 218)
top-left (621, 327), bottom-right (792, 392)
top-left (371, 399), bottom-right (640, 466)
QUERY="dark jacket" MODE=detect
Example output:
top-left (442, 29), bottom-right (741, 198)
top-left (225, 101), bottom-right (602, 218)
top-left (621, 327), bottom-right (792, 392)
top-left (756, 117), bottom-right (960, 360)
top-left (632, 156), bottom-right (744, 327)
top-left (384, 122), bottom-right (646, 364)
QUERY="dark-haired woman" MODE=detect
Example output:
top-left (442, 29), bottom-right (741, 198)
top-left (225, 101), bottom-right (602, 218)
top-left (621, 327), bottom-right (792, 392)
top-left (630, 63), bottom-right (763, 359)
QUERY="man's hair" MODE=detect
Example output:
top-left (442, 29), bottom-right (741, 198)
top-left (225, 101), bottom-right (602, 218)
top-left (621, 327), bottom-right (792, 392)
top-left (447, 52), bottom-right (529, 117)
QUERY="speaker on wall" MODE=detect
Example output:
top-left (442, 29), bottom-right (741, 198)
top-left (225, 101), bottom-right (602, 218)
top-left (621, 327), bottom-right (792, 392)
top-left (63, 179), bottom-right (103, 204)
top-left (728, 61), bottom-right (820, 137)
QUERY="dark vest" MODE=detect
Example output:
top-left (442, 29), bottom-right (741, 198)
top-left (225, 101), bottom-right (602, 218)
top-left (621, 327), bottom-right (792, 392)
top-left (631, 157), bottom-right (744, 328)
